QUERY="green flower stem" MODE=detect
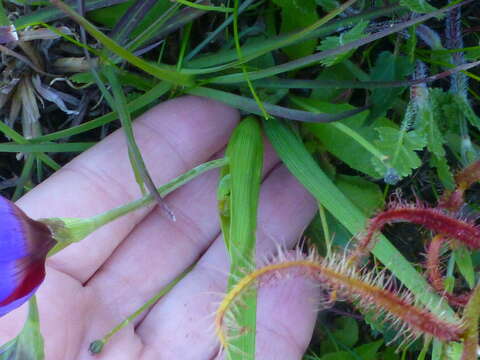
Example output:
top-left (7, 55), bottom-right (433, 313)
top-left (44, 157), bottom-right (228, 255)
top-left (89, 265), bottom-right (193, 354)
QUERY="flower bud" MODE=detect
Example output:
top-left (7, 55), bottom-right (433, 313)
top-left (0, 196), bottom-right (56, 317)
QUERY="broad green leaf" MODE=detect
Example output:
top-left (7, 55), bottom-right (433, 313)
top-left (315, 0), bottom-right (339, 11)
top-left (400, 0), bottom-right (436, 13)
top-left (335, 175), bottom-right (384, 216)
top-left (367, 52), bottom-right (413, 122)
top-left (0, 297), bottom-right (44, 360)
top-left (372, 127), bottom-right (426, 178)
top-left (355, 339), bottom-right (384, 360)
top-left (319, 351), bottom-right (353, 360)
top-left (271, 0), bottom-right (318, 59)
top-left (87, 0), bottom-right (134, 27)
top-left (219, 117), bottom-right (264, 360)
top-left (321, 317), bottom-right (359, 354)
top-left (319, 339), bottom-right (383, 360)
top-left (0, 1), bottom-right (9, 26)
top-left (299, 98), bottom-right (390, 178)
top-left (454, 245), bottom-right (475, 289)
top-left (318, 20), bottom-right (369, 67)
top-left (311, 63), bottom-right (357, 102)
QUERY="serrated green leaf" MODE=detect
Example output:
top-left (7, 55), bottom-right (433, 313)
top-left (411, 85), bottom-right (454, 185)
top-left (400, 0), bottom-right (436, 13)
top-left (454, 95), bottom-right (480, 131)
top-left (0, 297), bottom-right (44, 360)
top-left (414, 88), bottom-right (445, 157)
top-left (431, 155), bottom-right (455, 189)
top-left (373, 127), bottom-right (426, 178)
top-left (367, 52), bottom-right (413, 122)
top-left (271, 0), bottom-right (318, 59)
top-left (318, 21), bottom-right (369, 67)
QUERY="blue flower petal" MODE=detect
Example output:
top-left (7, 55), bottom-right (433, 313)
top-left (0, 196), bottom-right (55, 317)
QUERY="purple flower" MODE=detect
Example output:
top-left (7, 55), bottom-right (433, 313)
top-left (0, 196), bottom-right (55, 317)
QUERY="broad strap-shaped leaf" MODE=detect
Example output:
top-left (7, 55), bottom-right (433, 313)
top-left (219, 116), bottom-right (264, 360)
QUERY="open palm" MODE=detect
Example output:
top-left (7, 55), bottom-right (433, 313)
top-left (0, 97), bottom-right (319, 360)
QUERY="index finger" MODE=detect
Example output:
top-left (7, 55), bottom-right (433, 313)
top-left (16, 96), bottom-right (239, 283)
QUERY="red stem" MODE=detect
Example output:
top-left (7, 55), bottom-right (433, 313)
top-left (425, 235), bottom-right (471, 307)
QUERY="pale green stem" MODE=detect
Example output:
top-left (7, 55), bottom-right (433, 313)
top-left (89, 265), bottom-right (193, 354)
top-left (318, 203), bottom-right (332, 258)
top-left (45, 158), bottom-right (228, 255)
top-left (95, 157), bottom-right (227, 224)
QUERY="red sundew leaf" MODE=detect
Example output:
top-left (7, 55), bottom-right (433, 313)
top-left (425, 235), bottom-right (471, 307)
top-left (215, 250), bottom-right (464, 349)
top-left (350, 203), bottom-right (480, 263)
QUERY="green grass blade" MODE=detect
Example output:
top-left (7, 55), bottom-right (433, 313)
top-left (110, 0), bottom-right (158, 46)
top-left (219, 116), bottom-right (264, 359)
top-left (50, 0), bottom-right (193, 86)
top-left (185, 4), bottom-right (402, 69)
top-left (184, 0), bottom-right (255, 61)
top-left (263, 118), bottom-right (457, 321)
top-left (0, 121), bottom-right (60, 169)
top-left (124, 2), bottom-right (180, 52)
top-left (13, 0), bottom-right (129, 28)
top-left (0, 142), bottom-right (94, 152)
top-left (104, 66), bottom-right (174, 218)
top-left (12, 154), bottom-right (36, 201)
top-left (186, 86), bottom-right (367, 123)
top-left (33, 81), bottom-right (171, 142)
top-left (211, 0), bottom-right (473, 84)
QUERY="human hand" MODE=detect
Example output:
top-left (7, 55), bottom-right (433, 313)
top-left (0, 96), bottom-right (319, 360)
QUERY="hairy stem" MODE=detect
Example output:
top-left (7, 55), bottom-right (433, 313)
top-left (215, 253), bottom-right (463, 350)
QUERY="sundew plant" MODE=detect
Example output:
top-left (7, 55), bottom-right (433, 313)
top-left (0, 0), bottom-right (479, 359)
